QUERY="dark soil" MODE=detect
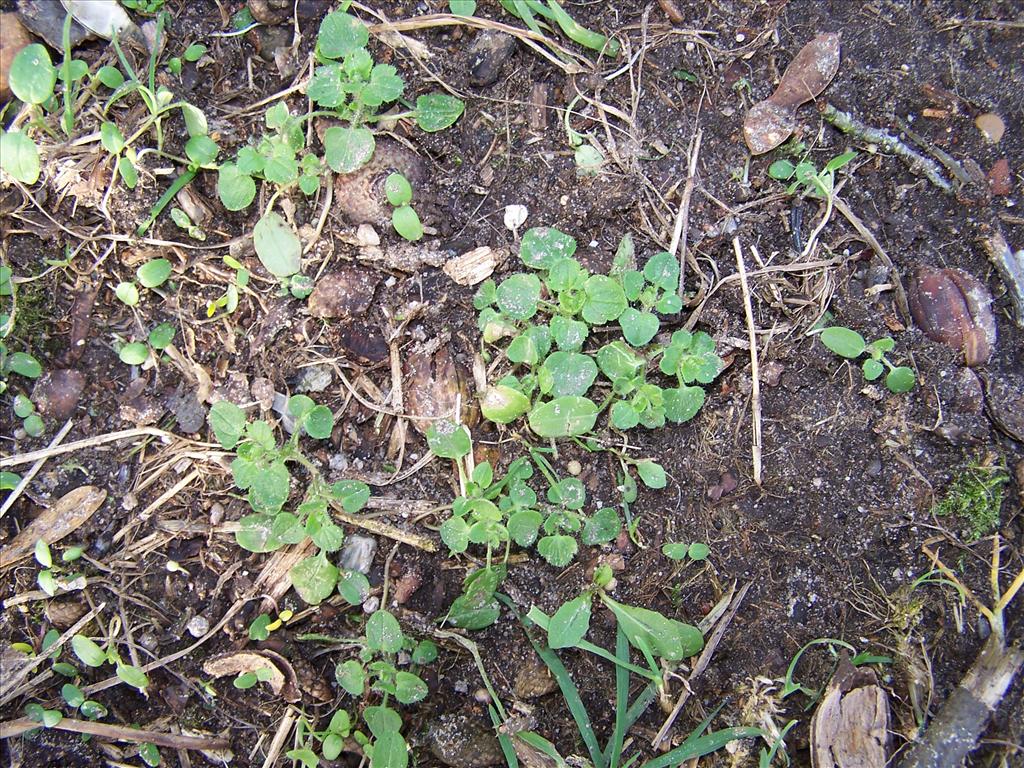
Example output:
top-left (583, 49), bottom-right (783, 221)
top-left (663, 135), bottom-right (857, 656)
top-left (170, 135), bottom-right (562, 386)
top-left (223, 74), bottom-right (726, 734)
top-left (2, 1), bottom-right (1022, 767)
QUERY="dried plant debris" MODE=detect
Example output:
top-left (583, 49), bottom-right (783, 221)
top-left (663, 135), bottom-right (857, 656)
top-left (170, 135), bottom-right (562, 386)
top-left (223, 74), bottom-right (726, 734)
top-left (308, 266), bottom-right (381, 319)
top-left (811, 656), bottom-right (890, 768)
top-left (332, 138), bottom-right (426, 226)
top-left (404, 342), bottom-right (473, 433)
top-left (1, 486), bottom-right (107, 570)
top-left (443, 246), bottom-right (503, 286)
top-left (744, 33), bottom-right (841, 154)
top-left (201, 650), bottom-right (301, 703)
top-left (908, 266), bottom-right (996, 366)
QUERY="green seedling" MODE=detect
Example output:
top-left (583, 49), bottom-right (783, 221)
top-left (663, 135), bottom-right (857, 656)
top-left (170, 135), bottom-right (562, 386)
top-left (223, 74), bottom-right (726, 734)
top-left (819, 325), bottom-right (915, 393)
top-left (170, 208), bottom-right (206, 240)
top-left (781, 637), bottom-right (891, 706)
top-left (448, 0), bottom-right (477, 14)
top-left (662, 541), bottom-right (710, 562)
top-left (384, 172), bottom-right (423, 241)
top-left (207, 396), bottom-right (371, 605)
top-left (32, 539), bottom-right (85, 596)
top-left (769, 151), bottom-right (857, 200)
top-left (2, 267), bottom-right (45, 434)
top-left (167, 42), bottom-right (207, 76)
top-left (498, 581), bottom-right (763, 768)
top-left (12, 393), bottom-right (44, 437)
top-left (218, 4), bottom-right (464, 246)
top-left (475, 227), bottom-right (723, 438)
top-left (500, 0), bottom-right (620, 56)
top-left (207, 255), bottom-right (251, 317)
top-left (122, 0), bottom-right (166, 13)
top-left (117, 322), bottom-right (176, 366)
top-left (248, 609), bottom-right (294, 641)
top-left (933, 460), bottom-right (1008, 542)
top-left (564, 94), bottom-right (604, 176)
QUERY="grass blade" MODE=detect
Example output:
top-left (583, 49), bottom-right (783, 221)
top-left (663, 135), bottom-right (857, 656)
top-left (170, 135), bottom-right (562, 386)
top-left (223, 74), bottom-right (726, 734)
top-left (487, 704), bottom-right (519, 768)
top-left (642, 727), bottom-right (764, 768)
top-left (606, 625), bottom-right (629, 768)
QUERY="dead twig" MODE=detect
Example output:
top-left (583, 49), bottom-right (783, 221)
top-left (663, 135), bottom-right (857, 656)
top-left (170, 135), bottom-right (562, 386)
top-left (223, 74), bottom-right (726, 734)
top-left (0, 428), bottom-right (217, 469)
top-left (670, 130), bottom-right (702, 298)
top-left (831, 195), bottom-right (911, 324)
top-left (0, 419), bottom-right (74, 519)
top-left (821, 104), bottom-right (953, 194)
top-left (0, 716), bottom-right (230, 751)
top-left (652, 582), bottom-right (751, 748)
top-left (732, 238), bottom-right (762, 485)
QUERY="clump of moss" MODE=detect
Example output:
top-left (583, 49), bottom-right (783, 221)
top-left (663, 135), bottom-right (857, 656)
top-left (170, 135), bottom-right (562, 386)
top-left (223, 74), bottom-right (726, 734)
top-left (934, 459), bottom-right (1009, 542)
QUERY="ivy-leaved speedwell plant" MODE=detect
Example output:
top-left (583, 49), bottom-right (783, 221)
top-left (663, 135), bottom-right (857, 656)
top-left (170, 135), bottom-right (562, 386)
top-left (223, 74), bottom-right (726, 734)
top-left (475, 227), bottom-right (725, 437)
top-left (206, 395), bottom-right (371, 606)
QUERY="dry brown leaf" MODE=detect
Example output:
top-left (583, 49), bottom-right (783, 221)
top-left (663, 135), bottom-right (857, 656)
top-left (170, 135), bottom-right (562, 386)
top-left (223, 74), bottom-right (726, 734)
top-left (744, 33), bottom-right (841, 154)
top-left (404, 343), bottom-right (474, 434)
top-left (1, 486), bottom-right (107, 571)
top-left (201, 650), bottom-right (300, 703)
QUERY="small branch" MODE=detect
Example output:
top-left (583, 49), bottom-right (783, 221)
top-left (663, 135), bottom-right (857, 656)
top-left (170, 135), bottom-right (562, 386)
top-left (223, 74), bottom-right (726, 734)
top-left (0, 716), bottom-right (230, 751)
top-left (0, 419), bottom-right (74, 519)
top-left (652, 582), bottom-right (751, 748)
top-left (670, 129), bottom-right (702, 298)
top-left (822, 104), bottom-right (953, 193)
top-left (0, 427), bottom-right (216, 469)
top-left (732, 238), bottom-right (762, 485)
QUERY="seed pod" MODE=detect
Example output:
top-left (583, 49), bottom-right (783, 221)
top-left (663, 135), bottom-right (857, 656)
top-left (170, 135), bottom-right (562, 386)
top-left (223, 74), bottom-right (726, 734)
top-left (908, 266), bottom-right (996, 366)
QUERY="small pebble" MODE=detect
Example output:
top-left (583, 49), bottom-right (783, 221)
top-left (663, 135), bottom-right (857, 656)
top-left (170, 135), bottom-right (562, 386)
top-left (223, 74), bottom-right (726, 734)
top-left (187, 616), bottom-right (210, 638)
top-left (567, 460), bottom-right (582, 476)
top-left (975, 112), bottom-right (1005, 143)
top-left (362, 596), bottom-right (380, 614)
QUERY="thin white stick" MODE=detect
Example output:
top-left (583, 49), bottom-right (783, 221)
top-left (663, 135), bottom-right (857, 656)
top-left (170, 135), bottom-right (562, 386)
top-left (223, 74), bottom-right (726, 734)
top-left (669, 129), bottom-right (702, 297)
top-left (0, 427), bottom-right (214, 469)
top-left (733, 237), bottom-right (762, 485)
top-left (0, 419), bottom-right (74, 519)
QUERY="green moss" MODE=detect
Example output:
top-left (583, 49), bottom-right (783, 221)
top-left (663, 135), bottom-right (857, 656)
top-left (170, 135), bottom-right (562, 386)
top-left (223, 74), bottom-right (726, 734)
top-left (934, 461), bottom-right (1009, 542)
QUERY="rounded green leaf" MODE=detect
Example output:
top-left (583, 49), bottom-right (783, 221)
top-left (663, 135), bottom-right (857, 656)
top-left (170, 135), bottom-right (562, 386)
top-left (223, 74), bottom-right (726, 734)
top-left (96, 65), bottom-right (124, 88)
top-left (412, 640), bottom-right (438, 665)
top-left (507, 509), bottom-right (542, 547)
top-left (392, 205), bottom-right (423, 241)
top-left (318, 11), bottom-right (369, 59)
top-left (118, 342), bottom-right (149, 365)
top-left (618, 307), bottom-right (659, 346)
top-left (662, 542), bottom-right (689, 560)
top-left (663, 385), bottom-right (705, 424)
top-left (550, 315), bottom-right (588, 351)
top-left (528, 396), bottom-right (598, 438)
top-left (323, 126), bottom-right (375, 173)
top-left (116, 663), bottom-right (149, 691)
top-left (0, 130), bottom-right (41, 184)
top-left (137, 258), bottom-right (172, 288)
top-left (208, 400), bottom-right (246, 449)
top-left (582, 507), bottom-right (620, 545)
top-left (415, 93), bottom-right (465, 132)
top-left (538, 352), bottom-right (597, 397)
top-left (597, 341), bottom-right (645, 381)
top-left (635, 459), bottom-right (667, 489)
top-left (148, 322), bottom-right (175, 350)
top-left (520, 227), bottom-right (577, 270)
top-left (496, 273), bottom-right (541, 320)
top-left (886, 366), bottom-right (915, 393)
top-left (337, 570), bottom-right (370, 604)
top-left (537, 534), bottom-right (578, 567)
top-left (366, 610), bottom-right (404, 653)
top-left (331, 479), bottom-right (371, 513)
top-left (335, 659), bottom-right (366, 695)
top-left (440, 516), bottom-right (470, 554)
top-left (394, 671), bottom-right (428, 704)
top-left (384, 172), bottom-right (413, 206)
top-left (218, 164), bottom-right (256, 211)
top-left (687, 542), bottom-right (710, 561)
top-left (480, 384), bottom-right (530, 424)
top-left (115, 281), bottom-right (140, 306)
top-left (71, 635), bottom-right (106, 667)
top-left (820, 326), bottom-right (866, 359)
top-left (643, 251), bottom-right (679, 291)
top-left (6, 352), bottom-right (42, 378)
top-left (303, 404), bottom-right (334, 439)
top-left (253, 212), bottom-right (301, 277)
top-left (290, 555), bottom-right (339, 605)
top-left (582, 275), bottom-right (627, 325)
top-left (862, 358), bottom-right (884, 381)
top-left (426, 419), bottom-right (471, 458)
top-left (610, 400), bottom-right (640, 430)
top-left (10, 45), bottom-right (56, 104)
top-left (185, 134), bottom-right (219, 166)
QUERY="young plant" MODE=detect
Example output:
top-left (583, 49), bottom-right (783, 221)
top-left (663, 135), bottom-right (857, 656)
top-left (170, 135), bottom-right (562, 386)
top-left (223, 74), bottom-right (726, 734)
top-left (496, 569), bottom-right (763, 768)
top-left (206, 396), bottom-right (372, 605)
top-left (768, 150), bottom-right (857, 200)
top-left (2, 267), bottom-right (45, 435)
top-left (499, 0), bottom-right (620, 56)
top-left (32, 540), bottom-right (85, 597)
top-left (206, 255), bottom-right (250, 317)
top-left (384, 172), bottom-right (423, 241)
top-left (475, 227), bottom-right (723, 438)
top-left (818, 325), bottom-right (915, 393)
top-left (217, 4), bottom-right (464, 242)
top-left (117, 321), bottom-right (176, 366)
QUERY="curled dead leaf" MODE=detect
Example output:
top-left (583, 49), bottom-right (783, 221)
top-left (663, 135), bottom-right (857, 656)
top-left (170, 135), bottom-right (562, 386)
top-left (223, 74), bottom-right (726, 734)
top-left (201, 650), bottom-right (300, 703)
top-left (404, 343), bottom-right (475, 433)
top-left (908, 266), bottom-right (996, 366)
top-left (744, 33), bottom-right (841, 154)
top-left (1, 486), bottom-right (107, 571)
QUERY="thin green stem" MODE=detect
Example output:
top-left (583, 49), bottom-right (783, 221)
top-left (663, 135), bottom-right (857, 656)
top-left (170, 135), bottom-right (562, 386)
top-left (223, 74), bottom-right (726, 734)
top-left (135, 168), bottom-right (196, 236)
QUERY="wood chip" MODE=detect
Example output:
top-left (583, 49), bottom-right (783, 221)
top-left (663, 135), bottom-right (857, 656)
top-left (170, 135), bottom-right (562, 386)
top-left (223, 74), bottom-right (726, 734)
top-left (202, 650), bottom-right (300, 703)
top-left (442, 246), bottom-right (501, 286)
top-left (0, 486), bottom-right (107, 571)
top-left (528, 83), bottom-right (549, 131)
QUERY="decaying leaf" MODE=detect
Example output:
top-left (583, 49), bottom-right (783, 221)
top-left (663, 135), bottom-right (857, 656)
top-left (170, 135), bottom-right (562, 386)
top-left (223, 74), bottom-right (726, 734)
top-left (810, 655), bottom-right (889, 768)
top-left (907, 266), bottom-right (997, 367)
top-left (744, 33), bottom-right (841, 154)
top-left (202, 650), bottom-right (300, 703)
top-left (0, 486), bottom-right (107, 571)
top-left (404, 342), bottom-right (474, 434)
top-left (308, 266), bottom-right (380, 319)
top-left (443, 246), bottom-right (503, 286)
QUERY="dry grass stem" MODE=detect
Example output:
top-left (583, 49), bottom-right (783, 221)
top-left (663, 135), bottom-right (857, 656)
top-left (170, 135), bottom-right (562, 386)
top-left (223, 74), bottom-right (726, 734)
top-left (0, 419), bottom-right (74, 519)
top-left (733, 238), bottom-right (763, 485)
